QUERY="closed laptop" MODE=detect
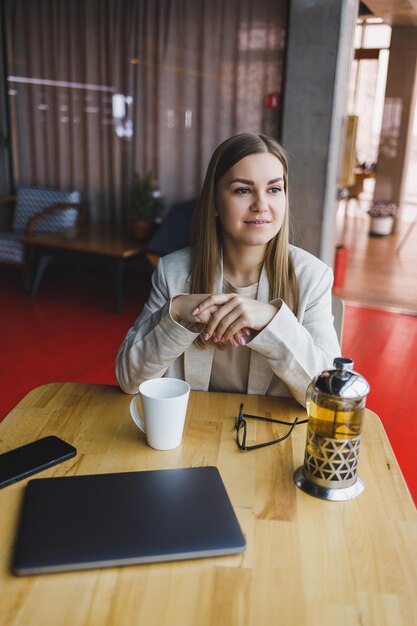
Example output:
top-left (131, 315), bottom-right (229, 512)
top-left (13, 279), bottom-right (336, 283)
top-left (12, 466), bottom-right (246, 575)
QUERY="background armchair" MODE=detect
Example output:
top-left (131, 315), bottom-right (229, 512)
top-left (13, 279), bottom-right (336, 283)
top-left (0, 185), bottom-right (87, 285)
top-left (146, 198), bottom-right (196, 268)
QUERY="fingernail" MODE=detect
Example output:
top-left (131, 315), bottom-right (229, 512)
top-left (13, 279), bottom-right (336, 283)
top-left (192, 307), bottom-right (200, 314)
top-left (203, 333), bottom-right (209, 341)
top-left (213, 336), bottom-right (218, 343)
top-left (244, 328), bottom-right (251, 336)
top-left (239, 337), bottom-right (246, 345)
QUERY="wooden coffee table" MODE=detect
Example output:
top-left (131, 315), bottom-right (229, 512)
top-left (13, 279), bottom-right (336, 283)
top-left (22, 224), bottom-right (145, 312)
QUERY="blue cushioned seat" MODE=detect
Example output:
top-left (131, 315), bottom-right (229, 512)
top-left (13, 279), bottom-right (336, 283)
top-left (0, 232), bottom-right (25, 264)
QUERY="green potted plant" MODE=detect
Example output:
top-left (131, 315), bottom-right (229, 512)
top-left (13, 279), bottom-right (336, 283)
top-left (127, 171), bottom-right (163, 241)
top-left (368, 200), bottom-right (399, 236)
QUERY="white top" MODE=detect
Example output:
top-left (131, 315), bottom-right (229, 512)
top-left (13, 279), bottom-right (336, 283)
top-left (209, 278), bottom-right (258, 393)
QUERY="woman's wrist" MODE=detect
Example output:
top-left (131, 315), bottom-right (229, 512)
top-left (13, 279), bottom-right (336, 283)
top-left (170, 295), bottom-right (184, 323)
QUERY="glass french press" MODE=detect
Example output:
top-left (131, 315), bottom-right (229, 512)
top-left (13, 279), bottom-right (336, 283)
top-left (294, 357), bottom-right (370, 501)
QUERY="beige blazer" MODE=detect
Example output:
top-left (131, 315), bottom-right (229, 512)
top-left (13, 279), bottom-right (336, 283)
top-left (116, 246), bottom-right (341, 405)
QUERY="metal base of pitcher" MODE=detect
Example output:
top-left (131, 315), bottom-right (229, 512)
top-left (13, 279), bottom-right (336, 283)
top-left (294, 466), bottom-right (364, 501)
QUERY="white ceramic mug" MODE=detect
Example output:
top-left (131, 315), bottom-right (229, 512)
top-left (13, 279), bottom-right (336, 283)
top-left (130, 378), bottom-right (190, 450)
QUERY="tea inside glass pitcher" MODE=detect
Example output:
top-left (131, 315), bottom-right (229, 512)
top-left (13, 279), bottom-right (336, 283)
top-left (307, 394), bottom-right (366, 441)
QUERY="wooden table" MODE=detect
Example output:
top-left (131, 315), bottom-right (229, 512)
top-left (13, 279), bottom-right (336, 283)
top-left (21, 225), bottom-right (145, 313)
top-left (0, 383), bottom-right (416, 626)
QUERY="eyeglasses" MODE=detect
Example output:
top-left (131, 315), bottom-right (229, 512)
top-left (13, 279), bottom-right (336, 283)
top-left (235, 403), bottom-right (308, 451)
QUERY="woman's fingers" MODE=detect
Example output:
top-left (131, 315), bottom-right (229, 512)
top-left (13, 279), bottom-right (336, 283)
top-left (194, 294), bottom-right (277, 344)
top-left (193, 305), bottom-right (220, 324)
top-left (202, 329), bottom-right (246, 347)
top-left (218, 315), bottom-right (247, 341)
top-left (228, 331), bottom-right (247, 347)
top-left (171, 293), bottom-right (216, 324)
top-left (210, 309), bottom-right (249, 341)
top-left (219, 300), bottom-right (278, 337)
top-left (192, 293), bottom-right (232, 316)
top-left (204, 297), bottom-right (244, 338)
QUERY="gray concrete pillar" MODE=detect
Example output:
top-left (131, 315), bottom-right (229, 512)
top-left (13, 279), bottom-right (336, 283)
top-left (373, 26), bottom-right (417, 228)
top-left (281, 0), bottom-right (358, 266)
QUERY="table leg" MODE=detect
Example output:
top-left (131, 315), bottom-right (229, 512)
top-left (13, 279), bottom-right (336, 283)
top-left (30, 251), bottom-right (52, 297)
top-left (22, 244), bottom-right (31, 292)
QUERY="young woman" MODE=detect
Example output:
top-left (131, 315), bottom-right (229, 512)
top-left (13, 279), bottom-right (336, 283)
top-left (116, 133), bottom-right (340, 406)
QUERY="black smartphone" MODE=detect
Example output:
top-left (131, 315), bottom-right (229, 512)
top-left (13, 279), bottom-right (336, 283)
top-left (0, 436), bottom-right (77, 488)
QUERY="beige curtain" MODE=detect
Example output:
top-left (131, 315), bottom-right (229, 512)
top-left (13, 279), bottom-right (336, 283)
top-left (5, 0), bottom-right (287, 224)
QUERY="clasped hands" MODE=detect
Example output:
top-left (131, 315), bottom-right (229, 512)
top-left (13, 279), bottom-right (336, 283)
top-left (171, 293), bottom-right (279, 347)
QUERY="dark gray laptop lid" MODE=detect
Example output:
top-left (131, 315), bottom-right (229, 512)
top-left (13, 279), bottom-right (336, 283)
top-left (12, 466), bottom-right (246, 575)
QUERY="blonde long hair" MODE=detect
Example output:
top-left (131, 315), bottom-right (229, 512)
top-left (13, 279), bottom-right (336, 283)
top-left (191, 133), bottom-right (299, 348)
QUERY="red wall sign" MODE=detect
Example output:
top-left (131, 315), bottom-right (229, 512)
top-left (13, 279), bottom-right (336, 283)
top-left (266, 92), bottom-right (281, 109)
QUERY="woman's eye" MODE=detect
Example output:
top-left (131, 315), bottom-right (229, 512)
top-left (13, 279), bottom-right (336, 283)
top-left (269, 186), bottom-right (282, 194)
top-left (234, 187), bottom-right (251, 194)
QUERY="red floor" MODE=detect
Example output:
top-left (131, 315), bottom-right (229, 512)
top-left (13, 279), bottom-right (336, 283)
top-left (340, 304), bottom-right (417, 503)
top-left (0, 265), bottom-right (416, 504)
top-left (0, 264), bottom-right (150, 419)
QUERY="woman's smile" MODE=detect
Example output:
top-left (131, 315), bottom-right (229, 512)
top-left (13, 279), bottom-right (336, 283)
top-left (243, 219), bottom-right (272, 226)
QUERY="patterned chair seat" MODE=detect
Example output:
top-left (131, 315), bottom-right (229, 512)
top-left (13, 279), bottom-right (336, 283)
top-left (0, 232), bottom-right (26, 264)
top-left (0, 185), bottom-right (85, 267)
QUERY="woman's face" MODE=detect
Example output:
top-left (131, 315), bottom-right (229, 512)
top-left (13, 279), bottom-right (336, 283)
top-left (215, 152), bottom-right (286, 250)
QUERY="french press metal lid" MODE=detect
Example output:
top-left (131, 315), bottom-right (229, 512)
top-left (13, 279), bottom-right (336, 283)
top-left (311, 357), bottom-right (370, 400)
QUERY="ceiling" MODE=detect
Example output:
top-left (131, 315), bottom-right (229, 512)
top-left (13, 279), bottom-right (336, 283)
top-left (362, 0), bottom-right (417, 26)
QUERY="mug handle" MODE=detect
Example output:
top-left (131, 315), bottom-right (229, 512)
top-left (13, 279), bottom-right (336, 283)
top-left (130, 395), bottom-right (146, 433)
